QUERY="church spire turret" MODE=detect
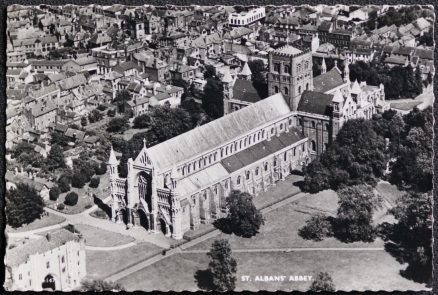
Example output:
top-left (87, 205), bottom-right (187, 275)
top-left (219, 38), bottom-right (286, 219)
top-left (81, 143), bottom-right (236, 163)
top-left (108, 145), bottom-right (119, 178)
top-left (344, 57), bottom-right (350, 83)
top-left (321, 57), bottom-right (327, 74)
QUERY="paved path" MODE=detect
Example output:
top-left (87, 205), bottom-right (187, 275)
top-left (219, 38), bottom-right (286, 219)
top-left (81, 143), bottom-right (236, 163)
top-left (105, 191), bottom-right (310, 282)
top-left (181, 247), bottom-right (385, 254)
top-left (85, 242), bottom-right (137, 251)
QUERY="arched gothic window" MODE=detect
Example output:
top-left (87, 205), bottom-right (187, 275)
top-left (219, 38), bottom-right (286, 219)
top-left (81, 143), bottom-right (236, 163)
top-left (237, 176), bottom-right (241, 185)
top-left (284, 87), bottom-right (289, 95)
top-left (311, 140), bottom-right (316, 152)
top-left (246, 171), bottom-right (250, 180)
top-left (274, 86), bottom-right (279, 93)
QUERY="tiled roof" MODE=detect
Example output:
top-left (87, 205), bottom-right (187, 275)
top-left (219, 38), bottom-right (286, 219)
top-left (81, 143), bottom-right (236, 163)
top-left (145, 93), bottom-right (290, 171)
top-left (59, 74), bottom-right (87, 90)
top-left (297, 90), bottom-right (334, 116)
top-left (6, 229), bottom-right (80, 267)
top-left (221, 127), bottom-right (305, 173)
top-left (313, 67), bottom-right (344, 93)
top-left (233, 79), bottom-right (262, 103)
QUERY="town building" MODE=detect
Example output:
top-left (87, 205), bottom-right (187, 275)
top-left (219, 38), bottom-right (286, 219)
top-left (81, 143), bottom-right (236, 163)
top-left (5, 229), bottom-right (86, 291)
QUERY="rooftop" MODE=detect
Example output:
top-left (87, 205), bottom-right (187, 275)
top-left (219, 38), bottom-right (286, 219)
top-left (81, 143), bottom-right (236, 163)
top-left (6, 229), bottom-right (80, 267)
top-left (274, 45), bottom-right (302, 55)
top-left (145, 93), bottom-right (291, 171)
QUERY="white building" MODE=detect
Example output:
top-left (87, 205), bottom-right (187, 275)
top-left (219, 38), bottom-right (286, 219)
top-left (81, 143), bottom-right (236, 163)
top-left (5, 229), bottom-right (86, 291)
top-left (229, 7), bottom-right (265, 27)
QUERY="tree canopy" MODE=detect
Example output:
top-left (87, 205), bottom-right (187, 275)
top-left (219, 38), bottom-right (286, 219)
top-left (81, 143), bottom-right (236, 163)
top-left (309, 272), bottom-right (336, 292)
top-left (202, 78), bottom-right (224, 119)
top-left (6, 183), bottom-right (44, 228)
top-left (335, 184), bottom-right (382, 243)
top-left (303, 119), bottom-right (386, 193)
top-left (207, 239), bottom-right (237, 291)
top-left (216, 190), bottom-right (264, 238)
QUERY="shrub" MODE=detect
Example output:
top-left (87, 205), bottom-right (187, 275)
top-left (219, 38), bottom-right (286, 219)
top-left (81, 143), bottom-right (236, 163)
top-left (89, 177), bottom-right (100, 188)
top-left (97, 104), bottom-right (108, 111)
top-left (107, 109), bottom-right (116, 117)
top-left (57, 203), bottom-right (65, 210)
top-left (298, 213), bottom-right (333, 241)
top-left (49, 186), bottom-right (61, 201)
top-left (84, 204), bottom-right (92, 209)
top-left (64, 192), bottom-right (79, 206)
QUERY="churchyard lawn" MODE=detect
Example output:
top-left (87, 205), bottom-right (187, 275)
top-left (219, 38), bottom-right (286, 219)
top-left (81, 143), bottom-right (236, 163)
top-left (6, 213), bottom-right (66, 233)
top-left (115, 183), bottom-right (427, 291)
top-left (85, 242), bottom-right (164, 280)
top-left (118, 250), bottom-right (426, 292)
top-left (73, 224), bottom-right (135, 247)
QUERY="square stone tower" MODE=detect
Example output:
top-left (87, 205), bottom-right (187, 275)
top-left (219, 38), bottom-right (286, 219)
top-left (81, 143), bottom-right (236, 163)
top-left (268, 45), bottom-right (313, 111)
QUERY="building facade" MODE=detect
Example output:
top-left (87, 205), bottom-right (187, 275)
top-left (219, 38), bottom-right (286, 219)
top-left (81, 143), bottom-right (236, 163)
top-left (5, 229), bottom-right (86, 291)
top-left (267, 45), bottom-right (314, 112)
top-left (108, 93), bottom-right (310, 239)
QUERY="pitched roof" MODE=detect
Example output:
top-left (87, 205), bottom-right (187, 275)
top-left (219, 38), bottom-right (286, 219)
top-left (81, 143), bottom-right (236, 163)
top-left (297, 90), bottom-right (334, 116)
top-left (221, 128), bottom-right (305, 173)
top-left (145, 93), bottom-right (291, 171)
top-left (31, 101), bottom-right (57, 117)
top-left (233, 79), bottom-right (262, 103)
top-left (313, 67), bottom-right (344, 93)
top-left (6, 229), bottom-right (80, 267)
top-left (59, 74), bottom-right (87, 90)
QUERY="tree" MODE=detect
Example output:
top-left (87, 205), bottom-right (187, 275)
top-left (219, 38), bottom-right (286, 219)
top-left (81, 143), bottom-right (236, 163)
top-left (204, 65), bottom-right (217, 79)
top-left (64, 192), bottom-right (79, 206)
top-left (46, 144), bottom-right (66, 170)
top-left (51, 132), bottom-right (70, 146)
top-left (390, 107), bottom-right (432, 192)
top-left (88, 109), bottom-right (103, 123)
top-left (147, 106), bottom-right (194, 144)
top-left (81, 116), bottom-right (88, 127)
top-left (49, 186), bottom-right (61, 201)
top-left (133, 113), bottom-right (151, 129)
top-left (299, 213), bottom-right (333, 241)
top-left (89, 177), bottom-right (100, 188)
top-left (6, 183), bottom-right (44, 228)
top-left (95, 162), bottom-right (107, 175)
top-left (71, 170), bottom-right (87, 188)
top-left (383, 191), bottom-right (432, 284)
top-left (415, 65), bottom-right (423, 95)
top-left (248, 59), bottom-right (268, 98)
top-left (303, 119), bottom-right (386, 192)
top-left (81, 280), bottom-right (125, 292)
top-left (58, 175), bottom-right (71, 193)
top-left (335, 185), bottom-right (382, 242)
top-left (309, 272), bottom-right (336, 292)
top-left (114, 89), bottom-right (132, 113)
top-left (181, 99), bottom-right (210, 126)
top-left (202, 78), bottom-right (224, 119)
top-left (107, 116), bottom-right (129, 133)
top-left (207, 239), bottom-right (237, 291)
top-left (222, 190), bottom-right (264, 238)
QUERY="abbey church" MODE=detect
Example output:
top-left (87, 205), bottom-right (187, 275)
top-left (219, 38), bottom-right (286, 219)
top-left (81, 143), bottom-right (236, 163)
top-left (108, 44), bottom-right (389, 240)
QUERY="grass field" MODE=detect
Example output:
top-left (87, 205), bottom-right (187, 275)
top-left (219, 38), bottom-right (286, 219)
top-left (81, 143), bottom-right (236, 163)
top-left (85, 242), bottom-right (163, 280)
top-left (74, 224), bottom-right (135, 247)
top-left (188, 190), bottom-right (384, 251)
top-left (6, 213), bottom-right (66, 233)
top-left (118, 251), bottom-right (427, 292)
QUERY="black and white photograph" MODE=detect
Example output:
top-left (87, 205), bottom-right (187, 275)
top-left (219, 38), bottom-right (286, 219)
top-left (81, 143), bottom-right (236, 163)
top-left (3, 3), bottom-right (434, 292)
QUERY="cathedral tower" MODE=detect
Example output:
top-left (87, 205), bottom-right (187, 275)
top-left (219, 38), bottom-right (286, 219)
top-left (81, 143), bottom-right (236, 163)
top-left (268, 45), bottom-right (313, 111)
